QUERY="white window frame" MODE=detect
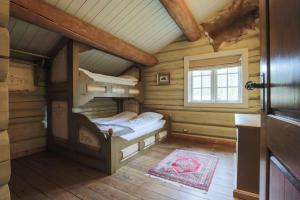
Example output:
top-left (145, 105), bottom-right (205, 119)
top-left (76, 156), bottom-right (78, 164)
top-left (184, 49), bottom-right (249, 108)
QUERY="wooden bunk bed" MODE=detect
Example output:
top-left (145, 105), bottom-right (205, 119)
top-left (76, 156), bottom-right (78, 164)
top-left (72, 112), bottom-right (170, 174)
top-left (76, 68), bottom-right (143, 106)
top-left (47, 41), bottom-right (170, 174)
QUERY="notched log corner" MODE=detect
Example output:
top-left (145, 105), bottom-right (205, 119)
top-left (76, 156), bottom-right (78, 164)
top-left (201, 0), bottom-right (259, 51)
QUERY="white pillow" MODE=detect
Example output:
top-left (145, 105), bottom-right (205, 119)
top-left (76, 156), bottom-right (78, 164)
top-left (135, 112), bottom-right (163, 122)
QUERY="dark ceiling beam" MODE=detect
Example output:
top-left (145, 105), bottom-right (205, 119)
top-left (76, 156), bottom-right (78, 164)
top-left (160, 0), bottom-right (201, 41)
top-left (10, 0), bottom-right (158, 66)
top-left (79, 44), bottom-right (93, 53)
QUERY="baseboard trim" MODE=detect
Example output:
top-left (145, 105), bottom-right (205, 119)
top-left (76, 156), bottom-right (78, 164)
top-left (233, 189), bottom-right (259, 200)
top-left (171, 132), bottom-right (236, 147)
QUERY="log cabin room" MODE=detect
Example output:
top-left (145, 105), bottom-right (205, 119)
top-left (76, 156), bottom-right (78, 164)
top-left (0, 0), bottom-right (299, 200)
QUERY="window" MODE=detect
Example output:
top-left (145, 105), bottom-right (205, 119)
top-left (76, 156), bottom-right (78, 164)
top-left (184, 49), bottom-right (248, 108)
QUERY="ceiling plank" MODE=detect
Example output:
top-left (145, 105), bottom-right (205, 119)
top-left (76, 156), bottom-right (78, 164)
top-left (160, 0), bottom-right (201, 41)
top-left (10, 0), bottom-right (158, 66)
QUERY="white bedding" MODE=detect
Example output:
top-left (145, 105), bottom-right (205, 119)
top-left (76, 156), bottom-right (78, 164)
top-left (91, 112), bottom-right (137, 125)
top-left (120, 120), bottom-right (166, 141)
top-left (92, 112), bottom-right (166, 141)
top-left (79, 68), bottom-right (138, 86)
top-left (96, 119), bottom-right (165, 141)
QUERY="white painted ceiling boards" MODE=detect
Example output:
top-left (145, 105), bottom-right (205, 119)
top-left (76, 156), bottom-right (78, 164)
top-left (9, 0), bottom-right (232, 75)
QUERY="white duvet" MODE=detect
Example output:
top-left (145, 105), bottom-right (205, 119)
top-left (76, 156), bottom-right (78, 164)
top-left (92, 112), bottom-right (166, 141)
top-left (91, 111), bottom-right (137, 125)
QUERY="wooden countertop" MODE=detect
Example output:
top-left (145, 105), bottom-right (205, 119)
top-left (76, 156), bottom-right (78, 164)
top-left (235, 114), bottom-right (261, 128)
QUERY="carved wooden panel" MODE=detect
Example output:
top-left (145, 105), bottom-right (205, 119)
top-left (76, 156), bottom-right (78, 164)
top-left (51, 101), bottom-right (68, 140)
top-left (8, 62), bottom-right (37, 91)
top-left (51, 46), bottom-right (68, 83)
top-left (79, 127), bottom-right (101, 150)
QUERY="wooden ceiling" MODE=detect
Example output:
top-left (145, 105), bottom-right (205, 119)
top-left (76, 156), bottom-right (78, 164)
top-left (9, 0), bottom-right (232, 75)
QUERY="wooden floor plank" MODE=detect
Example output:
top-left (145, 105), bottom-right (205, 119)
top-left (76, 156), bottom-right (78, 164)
top-left (9, 139), bottom-right (235, 200)
top-left (11, 160), bottom-right (81, 200)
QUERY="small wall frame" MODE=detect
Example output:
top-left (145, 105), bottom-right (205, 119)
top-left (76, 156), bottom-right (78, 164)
top-left (156, 72), bottom-right (170, 85)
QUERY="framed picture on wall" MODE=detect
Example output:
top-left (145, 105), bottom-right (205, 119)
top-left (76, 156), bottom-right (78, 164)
top-left (157, 72), bottom-right (170, 85)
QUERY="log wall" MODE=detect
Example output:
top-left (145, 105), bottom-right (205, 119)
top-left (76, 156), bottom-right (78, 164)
top-left (0, 0), bottom-right (11, 199)
top-left (143, 27), bottom-right (260, 139)
top-left (73, 98), bottom-right (117, 119)
top-left (8, 61), bottom-right (47, 159)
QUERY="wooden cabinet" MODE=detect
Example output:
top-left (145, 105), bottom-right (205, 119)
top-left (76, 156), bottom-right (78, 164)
top-left (234, 114), bottom-right (260, 200)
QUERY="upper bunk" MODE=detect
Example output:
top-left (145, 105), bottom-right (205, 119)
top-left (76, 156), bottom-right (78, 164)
top-left (77, 67), bottom-right (143, 106)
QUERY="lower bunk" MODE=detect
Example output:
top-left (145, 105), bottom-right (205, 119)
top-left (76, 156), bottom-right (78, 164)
top-left (48, 112), bottom-right (170, 174)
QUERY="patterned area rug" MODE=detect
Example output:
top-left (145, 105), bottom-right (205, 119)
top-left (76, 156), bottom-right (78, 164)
top-left (148, 149), bottom-right (219, 191)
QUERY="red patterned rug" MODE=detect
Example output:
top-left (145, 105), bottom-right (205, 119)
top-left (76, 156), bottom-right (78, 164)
top-left (148, 149), bottom-right (219, 191)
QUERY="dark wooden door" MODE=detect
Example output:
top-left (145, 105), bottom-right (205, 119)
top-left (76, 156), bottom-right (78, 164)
top-left (259, 0), bottom-right (300, 199)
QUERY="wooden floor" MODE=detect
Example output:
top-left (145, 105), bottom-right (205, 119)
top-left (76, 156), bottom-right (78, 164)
top-left (9, 138), bottom-right (236, 200)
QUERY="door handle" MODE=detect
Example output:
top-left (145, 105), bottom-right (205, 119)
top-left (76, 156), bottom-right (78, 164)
top-left (245, 73), bottom-right (267, 111)
top-left (245, 81), bottom-right (265, 90)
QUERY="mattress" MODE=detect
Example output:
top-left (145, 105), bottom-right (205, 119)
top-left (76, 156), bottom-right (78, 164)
top-left (79, 68), bottom-right (138, 86)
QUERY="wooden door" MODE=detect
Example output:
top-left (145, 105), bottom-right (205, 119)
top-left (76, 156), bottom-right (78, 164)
top-left (259, 0), bottom-right (300, 199)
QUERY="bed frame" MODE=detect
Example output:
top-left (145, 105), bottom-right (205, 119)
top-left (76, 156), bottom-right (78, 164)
top-left (64, 113), bottom-right (170, 174)
top-left (76, 69), bottom-right (143, 106)
top-left (47, 41), bottom-right (168, 174)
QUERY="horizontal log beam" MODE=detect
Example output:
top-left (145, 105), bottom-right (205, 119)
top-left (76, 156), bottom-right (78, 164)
top-left (79, 44), bottom-right (93, 53)
top-left (10, 0), bottom-right (158, 66)
top-left (160, 0), bottom-right (201, 41)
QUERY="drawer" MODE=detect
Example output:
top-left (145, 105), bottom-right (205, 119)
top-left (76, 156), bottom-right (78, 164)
top-left (120, 143), bottom-right (139, 161)
top-left (157, 130), bottom-right (167, 141)
top-left (144, 136), bottom-right (155, 149)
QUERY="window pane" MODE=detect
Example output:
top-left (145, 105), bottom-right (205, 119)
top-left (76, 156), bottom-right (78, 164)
top-left (202, 88), bottom-right (211, 101)
top-left (228, 88), bottom-right (239, 101)
top-left (228, 73), bottom-right (239, 86)
top-left (188, 64), bottom-right (242, 104)
top-left (192, 89), bottom-right (201, 101)
top-left (217, 68), bottom-right (227, 74)
top-left (192, 76), bottom-right (201, 88)
top-left (217, 74), bottom-right (227, 87)
top-left (201, 70), bottom-right (211, 75)
top-left (192, 71), bottom-right (202, 76)
top-left (217, 88), bottom-right (227, 101)
top-left (228, 67), bottom-right (239, 73)
top-left (202, 75), bottom-right (211, 87)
